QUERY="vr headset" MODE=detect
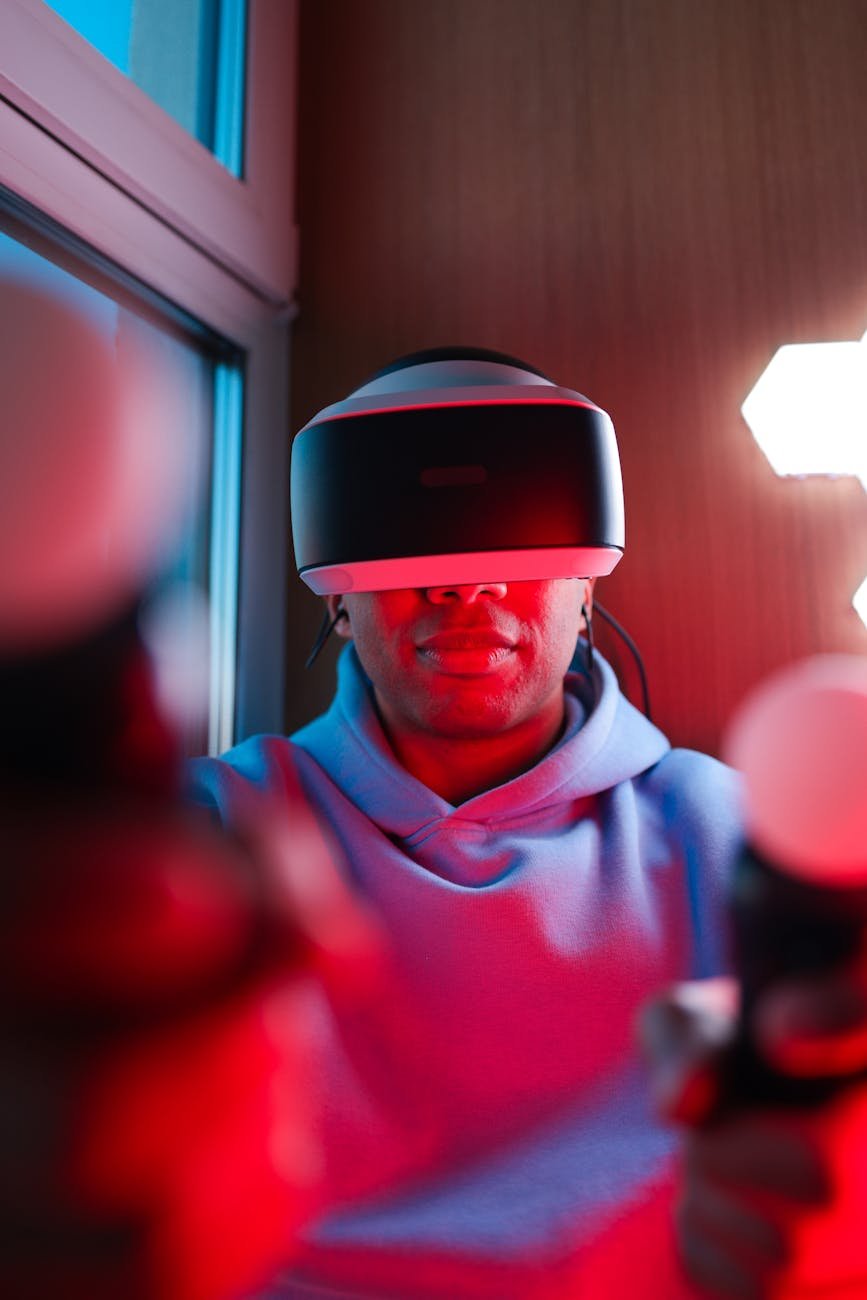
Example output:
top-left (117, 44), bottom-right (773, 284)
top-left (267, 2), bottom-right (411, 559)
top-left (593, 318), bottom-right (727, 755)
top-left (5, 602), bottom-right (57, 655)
top-left (290, 347), bottom-right (624, 596)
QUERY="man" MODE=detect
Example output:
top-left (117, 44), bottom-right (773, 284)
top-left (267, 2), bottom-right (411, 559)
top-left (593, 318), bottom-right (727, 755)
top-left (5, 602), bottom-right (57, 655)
top-left (190, 349), bottom-right (749, 1296)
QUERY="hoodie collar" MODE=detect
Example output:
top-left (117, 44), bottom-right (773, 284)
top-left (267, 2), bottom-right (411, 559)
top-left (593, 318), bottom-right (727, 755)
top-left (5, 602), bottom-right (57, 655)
top-left (293, 644), bottom-right (670, 839)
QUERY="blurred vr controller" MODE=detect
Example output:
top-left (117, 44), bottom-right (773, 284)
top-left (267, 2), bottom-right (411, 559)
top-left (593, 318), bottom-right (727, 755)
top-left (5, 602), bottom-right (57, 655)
top-left (0, 599), bottom-right (179, 799)
top-left (0, 278), bottom-right (263, 1035)
top-left (725, 653), bottom-right (867, 1104)
top-left (0, 277), bottom-right (191, 797)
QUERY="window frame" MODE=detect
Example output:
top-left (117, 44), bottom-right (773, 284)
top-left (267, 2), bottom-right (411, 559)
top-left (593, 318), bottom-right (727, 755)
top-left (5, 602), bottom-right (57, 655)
top-left (0, 0), bottom-right (297, 748)
top-left (0, 0), bottom-right (297, 302)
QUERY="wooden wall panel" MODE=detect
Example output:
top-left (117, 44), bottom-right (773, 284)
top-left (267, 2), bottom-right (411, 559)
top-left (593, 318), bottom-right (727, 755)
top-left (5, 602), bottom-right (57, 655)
top-left (287, 0), bottom-right (867, 754)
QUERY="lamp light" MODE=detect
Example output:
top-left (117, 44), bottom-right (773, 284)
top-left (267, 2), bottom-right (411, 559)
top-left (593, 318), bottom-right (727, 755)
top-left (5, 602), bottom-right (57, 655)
top-left (742, 332), bottom-right (867, 628)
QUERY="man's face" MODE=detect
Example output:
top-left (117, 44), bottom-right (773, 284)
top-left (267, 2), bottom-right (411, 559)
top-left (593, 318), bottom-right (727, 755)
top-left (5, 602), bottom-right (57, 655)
top-left (328, 578), bottom-right (591, 742)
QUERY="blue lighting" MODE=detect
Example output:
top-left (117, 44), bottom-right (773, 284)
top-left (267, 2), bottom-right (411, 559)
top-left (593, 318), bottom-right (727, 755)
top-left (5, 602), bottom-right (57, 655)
top-left (45, 0), bottom-right (134, 73)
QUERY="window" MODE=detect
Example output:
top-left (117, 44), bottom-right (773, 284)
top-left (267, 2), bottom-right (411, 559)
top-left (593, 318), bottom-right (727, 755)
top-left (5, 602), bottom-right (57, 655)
top-left (0, 0), bottom-right (298, 750)
top-left (42, 0), bottom-right (247, 176)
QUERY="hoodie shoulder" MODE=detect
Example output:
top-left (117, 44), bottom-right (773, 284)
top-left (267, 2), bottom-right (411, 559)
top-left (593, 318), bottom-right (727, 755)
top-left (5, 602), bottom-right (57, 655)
top-left (641, 747), bottom-right (743, 839)
top-left (186, 733), bottom-right (316, 827)
top-left (638, 748), bottom-right (744, 977)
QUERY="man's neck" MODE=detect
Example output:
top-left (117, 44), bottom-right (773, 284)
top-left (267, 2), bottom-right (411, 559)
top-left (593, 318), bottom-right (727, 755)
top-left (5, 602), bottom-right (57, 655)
top-left (375, 694), bottom-right (567, 805)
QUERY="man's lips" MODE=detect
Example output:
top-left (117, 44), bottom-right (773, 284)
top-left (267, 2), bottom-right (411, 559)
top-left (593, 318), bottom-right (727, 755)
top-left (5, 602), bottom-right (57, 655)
top-left (417, 630), bottom-right (516, 651)
top-left (415, 628), bottom-right (518, 675)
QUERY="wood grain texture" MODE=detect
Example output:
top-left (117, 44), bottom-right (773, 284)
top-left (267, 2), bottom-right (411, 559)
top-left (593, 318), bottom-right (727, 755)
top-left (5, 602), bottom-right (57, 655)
top-left (287, 0), bottom-right (867, 754)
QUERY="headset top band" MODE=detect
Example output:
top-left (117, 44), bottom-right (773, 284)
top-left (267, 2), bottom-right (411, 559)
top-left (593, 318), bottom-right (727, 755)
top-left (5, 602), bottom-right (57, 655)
top-left (299, 357), bottom-right (600, 432)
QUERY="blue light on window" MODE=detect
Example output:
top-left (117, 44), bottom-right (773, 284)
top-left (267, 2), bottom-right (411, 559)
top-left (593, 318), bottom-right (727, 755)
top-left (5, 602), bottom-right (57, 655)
top-left (209, 362), bottom-right (243, 754)
top-left (43, 0), bottom-right (247, 176)
top-left (46, 0), bottom-right (134, 73)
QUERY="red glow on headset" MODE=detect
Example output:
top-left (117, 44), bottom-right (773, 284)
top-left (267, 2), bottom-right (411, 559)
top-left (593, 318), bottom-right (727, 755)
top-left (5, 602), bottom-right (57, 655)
top-left (308, 397), bottom-right (600, 425)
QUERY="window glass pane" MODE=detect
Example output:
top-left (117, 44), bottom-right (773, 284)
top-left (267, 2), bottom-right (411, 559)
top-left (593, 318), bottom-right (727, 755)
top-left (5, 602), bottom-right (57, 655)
top-left (42, 0), bottom-right (247, 176)
top-left (0, 204), bottom-right (243, 754)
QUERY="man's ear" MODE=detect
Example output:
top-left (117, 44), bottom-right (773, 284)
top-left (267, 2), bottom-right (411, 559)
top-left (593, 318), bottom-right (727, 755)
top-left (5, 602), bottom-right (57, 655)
top-left (325, 595), bottom-right (352, 639)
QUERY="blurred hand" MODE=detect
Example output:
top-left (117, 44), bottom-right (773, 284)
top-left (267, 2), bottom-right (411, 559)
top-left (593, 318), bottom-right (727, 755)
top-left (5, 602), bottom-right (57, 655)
top-left (641, 972), bottom-right (867, 1299)
top-left (0, 274), bottom-right (390, 1300)
top-left (0, 792), bottom-right (382, 1300)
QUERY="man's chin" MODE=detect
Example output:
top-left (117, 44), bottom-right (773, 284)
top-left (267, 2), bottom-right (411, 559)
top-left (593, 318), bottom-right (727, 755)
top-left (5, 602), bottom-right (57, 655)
top-left (417, 699), bottom-right (525, 739)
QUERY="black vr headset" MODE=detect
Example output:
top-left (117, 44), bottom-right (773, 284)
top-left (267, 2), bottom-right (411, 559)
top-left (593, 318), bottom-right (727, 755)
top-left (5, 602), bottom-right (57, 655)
top-left (290, 347), bottom-right (625, 596)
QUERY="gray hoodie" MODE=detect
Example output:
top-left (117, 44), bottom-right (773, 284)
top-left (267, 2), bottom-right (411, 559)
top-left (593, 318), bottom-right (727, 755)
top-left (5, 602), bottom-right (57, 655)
top-left (190, 645), bottom-right (742, 1297)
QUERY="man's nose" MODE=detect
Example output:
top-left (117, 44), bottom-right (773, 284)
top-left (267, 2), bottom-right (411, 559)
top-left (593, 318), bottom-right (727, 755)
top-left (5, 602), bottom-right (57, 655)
top-left (425, 583), bottom-right (508, 604)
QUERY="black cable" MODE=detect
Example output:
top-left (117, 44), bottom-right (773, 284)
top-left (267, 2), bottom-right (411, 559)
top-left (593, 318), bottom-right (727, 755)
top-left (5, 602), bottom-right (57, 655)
top-left (593, 600), bottom-right (653, 722)
top-left (581, 602), bottom-right (594, 675)
top-left (305, 606), bottom-right (346, 670)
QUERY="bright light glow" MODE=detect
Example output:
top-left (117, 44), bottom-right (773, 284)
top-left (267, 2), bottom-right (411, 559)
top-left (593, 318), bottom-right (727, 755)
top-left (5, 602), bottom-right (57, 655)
top-left (855, 577), bottom-right (867, 630)
top-left (743, 332), bottom-right (867, 631)
top-left (741, 333), bottom-right (867, 489)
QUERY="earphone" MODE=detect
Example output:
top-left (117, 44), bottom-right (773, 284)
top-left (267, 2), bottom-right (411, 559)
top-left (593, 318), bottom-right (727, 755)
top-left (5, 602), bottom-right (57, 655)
top-left (304, 605), bottom-right (347, 670)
